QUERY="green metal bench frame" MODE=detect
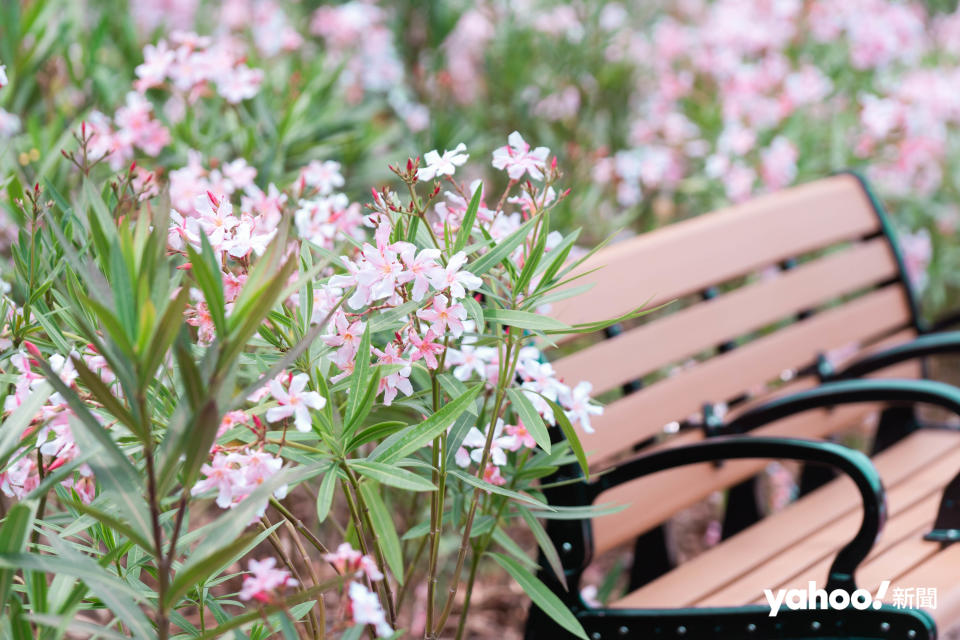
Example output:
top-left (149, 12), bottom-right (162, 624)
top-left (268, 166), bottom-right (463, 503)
top-left (526, 172), bottom-right (960, 639)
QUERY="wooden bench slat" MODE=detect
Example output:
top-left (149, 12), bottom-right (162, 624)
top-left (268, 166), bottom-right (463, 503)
top-left (591, 360), bottom-right (922, 554)
top-left (551, 174), bottom-right (883, 329)
top-left (583, 286), bottom-right (913, 465)
top-left (610, 430), bottom-right (960, 609)
top-left (699, 456), bottom-right (951, 606)
top-left (553, 237), bottom-right (899, 396)
top-left (880, 540), bottom-right (960, 629)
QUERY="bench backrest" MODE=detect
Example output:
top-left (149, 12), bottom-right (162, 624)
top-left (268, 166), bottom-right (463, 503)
top-left (548, 172), bottom-right (924, 554)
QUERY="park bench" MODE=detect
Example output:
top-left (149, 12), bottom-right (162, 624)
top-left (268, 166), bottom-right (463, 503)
top-left (525, 173), bottom-right (960, 639)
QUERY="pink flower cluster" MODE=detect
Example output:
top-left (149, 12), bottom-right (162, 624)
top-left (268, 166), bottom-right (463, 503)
top-left (310, 2), bottom-right (404, 102)
top-left (191, 447), bottom-right (287, 511)
top-left (238, 557), bottom-right (297, 603)
top-left (87, 93), bottom-right (171, 171)
top-left (0, 350), bottom-right (104, 504)
top-left (134, 31), bottom-right (263, 104)
top-left (323, 542), bottom-right (383, 582)
top-left (220, 0), bottom-right (303, 57)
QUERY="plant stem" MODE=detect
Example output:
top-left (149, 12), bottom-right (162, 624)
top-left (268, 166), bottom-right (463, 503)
top-left (342, 464), bottom-right (397, 625)
top-left (454, 550), bottom-right (482, 640)
top-left (261, 517), bottom-right (318, 640)
top-left (432, 335), bottom-right (520, 635)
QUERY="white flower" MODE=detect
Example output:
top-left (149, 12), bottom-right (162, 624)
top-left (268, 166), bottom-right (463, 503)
top-left (0, 64), bottom-right (7, 89)
top-left (417, 142), bottom-right (469, 181)
top-left (266, 373), bottom-right (327, 432)
top-left (349, 582), bottom-right (393, 637)
top-left (491, 131), bottom-right (550, 181)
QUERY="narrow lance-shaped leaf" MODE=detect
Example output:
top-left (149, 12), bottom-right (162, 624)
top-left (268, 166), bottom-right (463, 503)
top-left (316, 464), bottom-right (339, 523)
top-left (484, 309), bottom-right (571, 332)
top-left (370, 384), bottom-right (482, 463)
top-left (348, 460), bottom-right (436, 491)
top-left (488, 552), bottom-right (587, 640)
top-left (357, 481), bottom-right (404, 584)
top-left (454, 184), bottom-right (483, 252)
top-left (506, 388), bottom-right (551, 454)
top-left (0, 501), bottom-right (36, 610)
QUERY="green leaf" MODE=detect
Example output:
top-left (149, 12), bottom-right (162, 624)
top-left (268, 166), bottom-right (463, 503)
top-left (454, 185), bottom-right (482, 252)
top-left (544, 397), bottom-right (589, 480)
top-left (315, 465), bottom-right (338, 523)
top-left (44, 533), bottom-right (154, 639)
top-left (491, 526), bottom-right (538, 570)
top-left (506, 388), bottom-right (551, 454)
top-left (109, 237), bottom-right (136, 343)
top-left (526, 503), bottom-right (626, 520)
top-left (489, 552), bottom-right (587, 640)
top-left (345, 324), bottom-right (372, 432)
top-left (462, 295), bottom-right (484, 330)
top-left (0, 502), bottom-right (36, 608)
top-left (70, 354), bottom-right (141, 439)
top-left (483, 309), bottom-right (571, 332)
top-left (448, 469), bottom-right (551, 509)
top-left (358, 481), bottom-right (404, 584)
top-left (519, 507), bottom-right (568, 591)
top-left (0, 382), bottom-right (51, 469)
top-left (142, 286), bottom-right (190, 388)
top-left (185, 235), bottom-right (227, 338)
top-left (66, 499), bottom-right (153, 554)
top-left (349, 460), bottom-right (436, 491)
top-left (165, 530), bottom-right (267, 607)
top-left (468, 214), bottom-right (541, 277)
top-left (347, 421), bottom-right (406, 451)
top-left (370, 384), bottom-right (482, 463)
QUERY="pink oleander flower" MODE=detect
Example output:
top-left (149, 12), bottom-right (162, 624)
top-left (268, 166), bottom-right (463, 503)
top-left (492, 131), bottom-right (550, 181)
top-left (217, 65), bottom-right (264, 104)
top-left (217, 410), bottom-right (248, 437)
top-left (426, 251), bottom-right (482, 300)
top-left (760, 136), bottom-right (798, 191)
top-left (195, 192), bottom-right (239, 251)
top-left (416, 294), bottom-right (467, 338)
top-left (348, 581), bottom-right (393, 637)
top-left (561, 381), bottom-right (604, 434)
top-left (483, 464), bottom-right (506, 486)
top-left (417, 143), bottom-right (469, 181)
top-left (185, 300), bottom-right (216, 345)
top-left (0, 64), bottom-right (7, 89)
top-left (301, 160), bottom-right (344, 195)
top-left (502, 421), bottom-right (537, 451)
top-left (223, 218), bottom-right (275, 258)
top-left (323, 312), bottom-right (366, 370)
top-left (397, 244), bottom-right (442, 301)
top-left (373, 342), bottom-right (413, 406)
top-left (266, 373), bottom-right (326, 432)
top-left (322, 542), bottom-right (383, 581)
top-left (406, 328), bottom-right (445, 370)
top-left (238, 557), bottom-right (297, 603)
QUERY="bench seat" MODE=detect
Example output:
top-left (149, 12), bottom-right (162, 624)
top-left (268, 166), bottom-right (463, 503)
top-left (612, 429), bottom-right (960, 630)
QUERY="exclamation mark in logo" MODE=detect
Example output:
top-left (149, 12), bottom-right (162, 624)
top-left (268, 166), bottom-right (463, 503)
top-left (873, 580), bottom-right (890, 609)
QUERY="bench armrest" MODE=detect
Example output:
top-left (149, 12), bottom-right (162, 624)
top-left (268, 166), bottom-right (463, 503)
top-left (726, 378), bottom-right (960, 433)
top-left (827, 331), bottom-right (960, 380)
top-left (586, 436), bottom-right (883, 592)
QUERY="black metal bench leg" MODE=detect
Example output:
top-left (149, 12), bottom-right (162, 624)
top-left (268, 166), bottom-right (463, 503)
top-left (722, 477), bottom-right (761, 540)
top-left (799, 462), bottom-right (836, 495)
top-left (871, 406), bottom-right (917, 455)
top-left (627, 525), bottom-right (672, 590)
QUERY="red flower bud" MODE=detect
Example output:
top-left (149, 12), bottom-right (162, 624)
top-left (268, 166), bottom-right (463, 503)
top-left (22, 340), bottom-right (42, 359)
